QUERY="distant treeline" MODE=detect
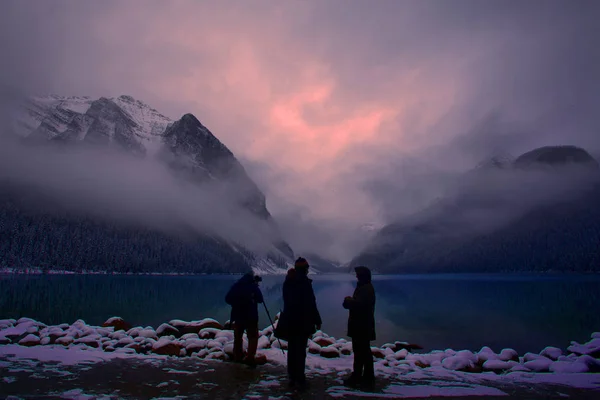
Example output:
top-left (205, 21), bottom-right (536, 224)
top-left (0, 201), bottom-right (257, 274)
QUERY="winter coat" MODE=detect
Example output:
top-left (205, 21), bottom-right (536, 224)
top-left (225, 273), bottom-right (264, 325)
top-left (343, 268), bottom-right (376, 341)
top-left (274, 268), bottom-right (322, 340)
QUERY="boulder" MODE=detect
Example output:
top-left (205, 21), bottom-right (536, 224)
top-left (137, 329), bottom-right (158, 340)
top-left (257, 335), bottom-right (271, 350)
top-left (55, 336), bottom-right (74, 346)
top-left (567, 338), bottom-right (600, 358)
top-left (152, 338), bottom-right (182, 356)
top-left (540, 346), bottom-right (562, 361)
top-left (185, 339), bottom-right (208, 353)
top-left (115, 336), bottom-right (135, 348)
top-left (19, 334), bottom-right (41, 347)
top-left (308, 340), bottom-right (322, 355)
top-left (199, 328), bottom-right (220, 340)
top-left (498, 348), bottom-right (519, 362)
top-left (524, 357), bottom-right (553, 372)
top-left (156, 324), bottom-right (179, 338)
top-left (550, 360), bottom-right (590, 373)
top-left (393, 341), bottom-right (423, 352)
top-left (314, 336), bottom-right (336, 347)
top-left (320, 346), bottom-right (341, 359)
top-left (255, 353), bottom-right (268, 365)
top-left (102, 317), bottom-right (132, 332)
top-left (371, 347), bottom-right (386, 359)
top-left (482, 360), bottom-right (515, 372)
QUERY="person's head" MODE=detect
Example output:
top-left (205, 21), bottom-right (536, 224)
top-left (254, 275), bottom-right (262, 284)
top-left (294, 257), bottom-right (310, 276)
top-left (354, 266), bottom-right (371, 284)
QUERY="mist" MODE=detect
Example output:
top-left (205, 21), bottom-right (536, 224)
top-left (0, 126), bottom-right (281, 255)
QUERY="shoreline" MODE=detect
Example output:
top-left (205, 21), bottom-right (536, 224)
top-left (2, 267), bottom-right (600, 277)
top-left (1, 316), bottom-right (600, 398)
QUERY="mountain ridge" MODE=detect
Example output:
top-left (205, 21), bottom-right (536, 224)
top-left (1, 94), bottom-right (294, 274)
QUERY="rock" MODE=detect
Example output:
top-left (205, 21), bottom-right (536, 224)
top-left (207, 340), bottom-right (223, 350)
top-left (255, 353), bottom-right (268, 365)
top-left (523, 352), bottom-right (541, 363)
top-left (592, 332), bottom-right (600, 339)
top-left (308, 340), bottom-right (321, 355)
top-left (340, 343), bottom-right (353, 356)
top-left (115, 336), bottom-right (135, 348)
top-left (578, 355), bottom-right (600, 372)
top-left (104, 346), bottom-right (115, 352)
top-left (172, 319), bottom-right (224, 335)
top-left (185, 339), bottom-right (207, 353)
top-left (483, 360), bottom-right (515, 372)
top-left (314, 336), bottom-right (336, 347)
top-left (223, 320), bottom-right (232, 330)
top-left (180, 333), bottom-right (200, 340)
top-left (371, 347), bottom-right (386, 359)
top-left (393, 341), bottom-right (423, 352)
top-left (137, 329), bottom-right (158, 340)
top-left (206, 351), bottom-right (228, 361)
top-left (0, 319), bottom-right (15, 327)
top-left (109, 330), bottom-right (128, 340)
top-left (394, 349), bottom-right (408, 360)
top-left (223, 343), bottom-right (234, 357)
top-left (442, 351), bottom-right (478, 372)
top-left (156, 323), bottom-right (179, 338)
top-left (540, 346), bottom-right (562, 361)
top-left (476, 347), bottom-right (499, 363)
top-left (257, 335), bottom-right (271, 350)
top-left (567, 338), bottom-right (600, 358)
top-left (19, 334), bottom-right (40, 346)
top-left (115, 347), bottom-right (137, 354)
top-left (0, 336), bottom-right (12, 345)
top-left (199, 328), bottom-right (220, 339)
top-left (125, 342), bottom-right (143, 353)
top-left (524, 357), bottom-right (553, 372)
top-left (55, 336), bottom-right (74, 346)
top-left (498, 348), bottom-right (519, 362)
top-left (550, 360), bottom-right (589, 373)
top-left (152, 338), bottom-right (182, 356)
top-left (320, 346), bottom-right (341, 358)
top-left (214, 330), bottom-right (234, 342)
top-left (272, 339), bottom-right (288, 350)
top-left (74, 335), bottom-right (101, 348)
top-left (509, 364), bottom-right (530, 373)
top-left (102, 317), bottom-right (132, 332)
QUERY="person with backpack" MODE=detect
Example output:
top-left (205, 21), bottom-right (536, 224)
top-left (275, 257), bottom-right (322, 390)
top-left (225, 271), bottom-right (264, 366)
top-left (343, 266), bottom-right (376, 389)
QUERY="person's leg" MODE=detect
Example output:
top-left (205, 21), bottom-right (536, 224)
top-left (296, 336), bottom-right (308, 386)
top-left (361, 339), bottom-right (375, 385)
top-left (233, 323), bottom-right (244, 362)
top-left (287, 337), bottom-right (298, 384)
top-left (246, 321), bottom-right (259, 362)
top-left (345, 339), bottom-right (363, 386)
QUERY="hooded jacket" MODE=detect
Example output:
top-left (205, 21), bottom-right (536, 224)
top-left (274, 268), bottom-right (322, 339)
top-left (343, 266), bottom-right (376, 340)
top-left (225, 272), bottom-right (264, 325)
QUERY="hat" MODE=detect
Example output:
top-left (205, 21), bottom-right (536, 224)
top-left (294, 257), bottom-right (309, 269)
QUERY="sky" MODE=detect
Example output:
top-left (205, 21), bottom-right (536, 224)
top-left (1, 0), bottom-right (600, 261)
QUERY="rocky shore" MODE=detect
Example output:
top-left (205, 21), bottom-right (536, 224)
top-left (1, 315), bottom-right (599, 375)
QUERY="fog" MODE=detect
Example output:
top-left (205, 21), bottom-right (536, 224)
top-left (2, 0), bottom-right (600, 263)
top-left (0, 119), bottom-right (281, 255)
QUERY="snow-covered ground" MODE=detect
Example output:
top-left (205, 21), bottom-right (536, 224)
top-left (1, 316), bottom-right (600, 398)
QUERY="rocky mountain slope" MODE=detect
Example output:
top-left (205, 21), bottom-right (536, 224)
top-left (1, 95), bottom-right (293, 273)
top-left (350, 145), bottom-right (600, 273)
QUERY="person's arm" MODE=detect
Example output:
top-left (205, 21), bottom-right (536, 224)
top-left (254, 285), bottom-right (264, 304)
top-left (343, 286), bottom-right (371, 311)
top-left (308, 283), bottom-right (322, 328)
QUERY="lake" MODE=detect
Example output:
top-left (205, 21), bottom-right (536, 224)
top-left (1, 273), bottom-right (599, 354)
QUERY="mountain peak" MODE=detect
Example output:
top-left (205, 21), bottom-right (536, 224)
top-left (513, 145), bottom-right (599, 170)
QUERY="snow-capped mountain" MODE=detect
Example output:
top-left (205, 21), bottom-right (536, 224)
top-left (2, 94), bottom-right (294, 273)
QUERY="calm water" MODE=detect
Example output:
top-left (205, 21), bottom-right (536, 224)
top-left (1, 273), bottom-right (599, 354)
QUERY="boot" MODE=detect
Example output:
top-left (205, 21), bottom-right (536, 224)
top-left (343, 373), bottom-right (361, 388)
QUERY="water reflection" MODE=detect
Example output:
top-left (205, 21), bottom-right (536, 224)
top-left (1, 274), bottom-right (599, 353)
